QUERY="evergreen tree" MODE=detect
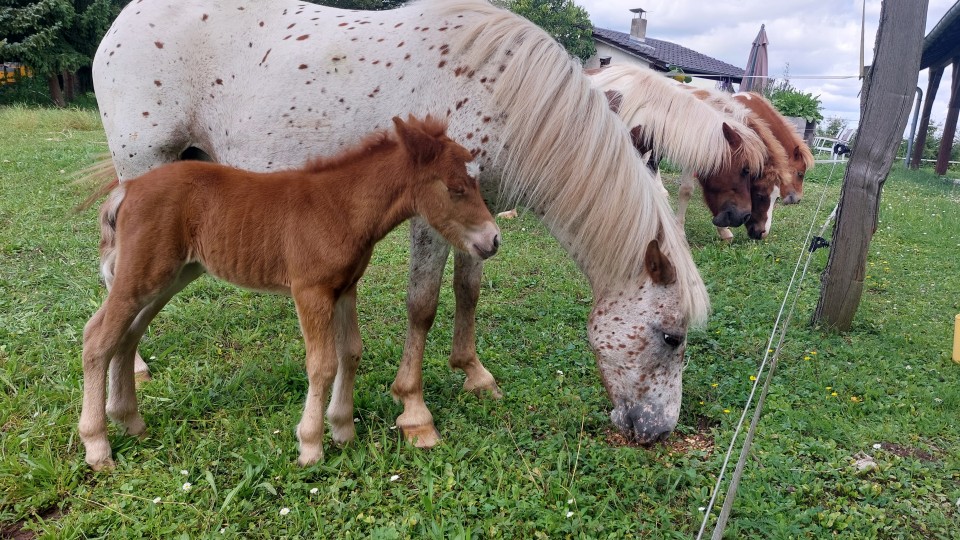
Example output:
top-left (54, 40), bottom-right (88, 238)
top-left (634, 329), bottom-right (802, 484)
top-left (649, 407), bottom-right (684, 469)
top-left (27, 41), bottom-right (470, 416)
top-left (0, 0), bottom-right (123, 106)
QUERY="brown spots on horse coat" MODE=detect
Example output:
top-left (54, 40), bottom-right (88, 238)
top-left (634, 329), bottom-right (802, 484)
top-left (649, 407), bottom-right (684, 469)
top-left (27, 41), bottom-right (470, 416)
top-left (201, 14), bottom-right (208, 21)
top-left (397, 41), bottom-right (405, 47)
top-left (215, 79), bottom-right (223, 85)
top-left (154, 41), bottom-right (164, 49)
top-left (438, 60), bottom-right (447, 68)
top-left (299, 64), bottom-right (308, 70)
top-left (154, 80), bottom-right (162, 87)
top-left (260, 49), bottom-right (272, 65)
top-left (259, 21), bottom-right (265, 27)
top-left (395, 22), bottom-right (403, 27)
top-left (142, 111), bottom-right (150, 117)
top-left (287, 23), bottom-right (296, 29)
top-left (338, 22), bottom-right (348, 26)
top-left (296, 34), bottom-right (310, 41)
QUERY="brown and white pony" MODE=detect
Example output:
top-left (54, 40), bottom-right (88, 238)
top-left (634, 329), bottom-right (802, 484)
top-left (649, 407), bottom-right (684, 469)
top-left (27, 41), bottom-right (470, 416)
top-left (732, 92), bottom-right (815, 205)
top-left (588, 65), bottom-right (767, 228)
top-left (77, 116), bottom-right (500, 470)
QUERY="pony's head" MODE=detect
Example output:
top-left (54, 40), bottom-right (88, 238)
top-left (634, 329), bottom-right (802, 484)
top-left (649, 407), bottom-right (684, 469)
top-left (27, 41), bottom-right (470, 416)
top-left (697, 123), bottom-right (759, 228)
top-left (393, 115), bottom-right (500, 259)
top-left (742, 116), bottom-right (791, 240)
top-left (588, 239), bottom-right (692, 444)
top-left (780, 142), bottom-right (815, 205)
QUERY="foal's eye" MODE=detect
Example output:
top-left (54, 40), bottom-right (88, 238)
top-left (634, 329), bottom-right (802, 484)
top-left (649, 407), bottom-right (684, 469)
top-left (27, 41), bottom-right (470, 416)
top-left (448, 186), bottom-right (466, 196)
top-left (662, 333), bottom-right (684, 348)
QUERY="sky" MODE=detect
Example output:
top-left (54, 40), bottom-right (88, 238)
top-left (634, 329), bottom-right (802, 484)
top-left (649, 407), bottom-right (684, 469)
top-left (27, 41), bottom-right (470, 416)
top-left (578, 0), bottom-right (957, 131)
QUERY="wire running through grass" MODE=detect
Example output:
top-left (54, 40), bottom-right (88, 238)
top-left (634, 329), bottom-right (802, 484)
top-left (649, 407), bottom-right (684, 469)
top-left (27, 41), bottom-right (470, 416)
top-left (696, 160), bottom-right (845, 540)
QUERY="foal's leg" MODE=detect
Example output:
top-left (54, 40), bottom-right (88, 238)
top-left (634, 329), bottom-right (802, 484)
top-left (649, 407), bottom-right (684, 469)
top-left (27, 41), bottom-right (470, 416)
top-left (450, 250), bottom-right (502, 398)
top-left (392, 219), bottom-right (448, 448)
top-left (676, 168), bottom-right (696, 229)
top-left (292, 285), bottom-right (338, 466)
top-left (106, 265), bottom-right (204, 437)
top-left (326, 284), bottom-right (363, 445)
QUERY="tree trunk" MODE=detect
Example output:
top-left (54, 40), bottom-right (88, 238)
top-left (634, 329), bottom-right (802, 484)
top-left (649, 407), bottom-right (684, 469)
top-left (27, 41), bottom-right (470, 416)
top-left (910, 66), bottom-right (943, 168)
top-left (812, 0), bottom-right (929, 331)
top-left (63, 70), bottom-right (77, 102)
top-left (47, 74), bottom-right (66, 108)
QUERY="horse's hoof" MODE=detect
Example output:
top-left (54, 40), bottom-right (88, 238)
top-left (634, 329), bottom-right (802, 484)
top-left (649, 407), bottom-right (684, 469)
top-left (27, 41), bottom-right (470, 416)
top-left (297, 449), bottom-right (323, 467)
top-left (465, 380), bottom-right (503, 400)
top-left (400, 424), bottom-right (441, 448)
top-left (87, 456), bottom-right (116, 471)
top-left (134, 370), bottom-right (152, 386)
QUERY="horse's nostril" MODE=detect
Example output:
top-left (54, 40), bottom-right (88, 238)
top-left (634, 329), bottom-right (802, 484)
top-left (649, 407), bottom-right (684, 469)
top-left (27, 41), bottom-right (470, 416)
top-left (493, 234), bottom-right (501, 249)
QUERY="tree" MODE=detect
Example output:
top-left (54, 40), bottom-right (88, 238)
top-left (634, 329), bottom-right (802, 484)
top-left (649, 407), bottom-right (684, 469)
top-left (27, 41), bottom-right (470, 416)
top-left (506, 0), bottom-right (595, 62)
top-left (0, 0), bottom-right (122, 106)
top-left (817, 116), bottom-right (848, 138)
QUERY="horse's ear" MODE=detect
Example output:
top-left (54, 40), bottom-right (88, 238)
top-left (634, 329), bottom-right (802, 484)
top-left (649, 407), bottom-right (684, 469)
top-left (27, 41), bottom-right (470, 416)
top-left (604, 90), bottom-right (623, 114)
top-left (721, 123), bottom-right (743, 151)
top-left (644, 239), bottom-right (677, 285)
top-left (793, 145), bottom-right (802, 161)
top-left (393, 115), bottom-right (443, 165)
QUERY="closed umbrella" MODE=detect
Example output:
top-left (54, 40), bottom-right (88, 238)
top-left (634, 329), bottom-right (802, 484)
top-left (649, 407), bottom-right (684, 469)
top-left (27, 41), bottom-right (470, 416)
top-left (741, 24), bottom-right (769, 92)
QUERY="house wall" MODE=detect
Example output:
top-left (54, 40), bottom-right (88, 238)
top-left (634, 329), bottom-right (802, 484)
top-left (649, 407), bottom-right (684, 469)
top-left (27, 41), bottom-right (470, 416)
top-left (584, 42), bottom-right (652, 70)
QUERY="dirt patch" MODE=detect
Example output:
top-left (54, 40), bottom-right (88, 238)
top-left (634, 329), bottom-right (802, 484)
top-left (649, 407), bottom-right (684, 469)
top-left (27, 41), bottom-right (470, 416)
top-left (603, 416), bottom-right (715, 455)
top-left (1, 508), bottom-right (64, 540)
top-left (879, 442), bottom-right (939, 463)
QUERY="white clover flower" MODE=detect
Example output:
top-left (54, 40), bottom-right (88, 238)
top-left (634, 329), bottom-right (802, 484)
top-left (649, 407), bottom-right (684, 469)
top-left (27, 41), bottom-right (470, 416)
top-left (153, 497), bottom-right (161, 504)
top-left (180, 469), bottom-right (189, 476)
top-left (310, 487), bottom-right (319, 495)
top-left (390, 474), bottom-right (400, 482)
top-left (566, 511), bottom-right (574, 518)
top-left (182, 482), bottom-right (192, 491)
top-left (698, 507), bottom-right (706, 512)
top-left (273, 429), bottom-right (281, 435)
top-left (567, 499), bottom-right (573, 505)
top-left (280, 507), bottom-right (290, 516)
top-left (872, 443), bottom-right (882, 450)
top-left (556, 370), bottom-right (563, 376)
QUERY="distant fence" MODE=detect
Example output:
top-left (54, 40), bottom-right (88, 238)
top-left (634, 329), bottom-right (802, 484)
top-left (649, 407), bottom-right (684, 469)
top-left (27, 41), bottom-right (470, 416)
top-left (1, 63), bottom-right (34, 86)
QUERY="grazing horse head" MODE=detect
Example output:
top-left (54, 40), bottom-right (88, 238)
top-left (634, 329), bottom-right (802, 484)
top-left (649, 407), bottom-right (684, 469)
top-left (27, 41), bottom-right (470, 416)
top-left (588, 66), bottom-right (766, 224)
top-left (740, 114), bottom-right (792, 240)
top-left (392, 115), bottom-right (501, 260)
top-left (733, 92), bottom-right (815, 205)
top-left (588, 238), bottom-right (693, 444)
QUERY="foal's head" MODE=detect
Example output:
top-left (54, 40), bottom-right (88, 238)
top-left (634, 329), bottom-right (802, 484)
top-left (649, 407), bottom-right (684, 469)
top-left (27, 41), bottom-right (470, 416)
top-left (696, 123), bottom-right (760, 228)
top-left (393, 116), bottom-right (500, 259)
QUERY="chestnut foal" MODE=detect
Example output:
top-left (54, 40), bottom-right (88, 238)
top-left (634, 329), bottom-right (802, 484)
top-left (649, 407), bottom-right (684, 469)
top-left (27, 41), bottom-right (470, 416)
top-left (79, 115), bottom-right (501, 470)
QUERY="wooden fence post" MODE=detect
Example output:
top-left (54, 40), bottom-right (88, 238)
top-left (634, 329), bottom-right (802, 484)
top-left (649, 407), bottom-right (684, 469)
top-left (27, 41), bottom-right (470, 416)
top-left (812, 0), bottom-right (929, 330)
top-left (909, 65), bottom-right (943, 168)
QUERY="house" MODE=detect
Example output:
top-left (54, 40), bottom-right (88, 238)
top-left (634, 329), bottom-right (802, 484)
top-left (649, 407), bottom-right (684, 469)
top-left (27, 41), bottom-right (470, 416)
top-left (586, 8), bottom-right (744, 91)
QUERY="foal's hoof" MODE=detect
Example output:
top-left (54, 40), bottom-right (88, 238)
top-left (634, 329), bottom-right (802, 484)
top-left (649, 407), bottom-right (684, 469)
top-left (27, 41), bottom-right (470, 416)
top-left (400, 424), bottom-right (441, 449)
top-left (134, 370), bottom-right (152, 387)
top-left (465, 380), bottom-right (503, 400)
top-left (87, 456), bottom-right (116, 472)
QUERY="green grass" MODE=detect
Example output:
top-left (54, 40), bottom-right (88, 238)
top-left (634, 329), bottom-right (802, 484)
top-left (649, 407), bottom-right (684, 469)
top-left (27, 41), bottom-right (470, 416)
top-left (1, 106), bottom-right (958, 538)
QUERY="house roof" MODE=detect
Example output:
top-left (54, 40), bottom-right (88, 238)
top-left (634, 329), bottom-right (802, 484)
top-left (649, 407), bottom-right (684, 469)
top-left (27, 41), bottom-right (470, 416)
top-left (593, 27), bottom-right (745, 82)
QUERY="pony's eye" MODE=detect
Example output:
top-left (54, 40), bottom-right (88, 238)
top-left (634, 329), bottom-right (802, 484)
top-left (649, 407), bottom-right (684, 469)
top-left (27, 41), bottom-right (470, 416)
top-left (448, 186), bottom-right (466, 196)
top-left (663, 333), bottom-right (684, 348)
top-left (741, 167), bottom-right (750, 177)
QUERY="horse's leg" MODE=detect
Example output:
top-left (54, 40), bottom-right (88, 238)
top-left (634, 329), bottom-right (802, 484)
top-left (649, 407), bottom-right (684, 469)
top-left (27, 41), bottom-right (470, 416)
top-left (449, 250), bottom-right (502, 398)
top-left (716, 226), bottom-right (735, 242)
top-left (292, 285), bottom-right (338, 466)
top-left (106, 265), bottom-right (204, 437)
top-left (392, 218), bottom-right (448, 448)
top-left (676, 168), bottom-right (696, 229)
top-left (326, 284), bottom-right (363, 445)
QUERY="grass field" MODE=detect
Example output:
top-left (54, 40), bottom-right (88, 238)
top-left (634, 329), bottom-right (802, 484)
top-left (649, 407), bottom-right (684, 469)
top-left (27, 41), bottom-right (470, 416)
top-left (1, 105), bottom-right (959, 538)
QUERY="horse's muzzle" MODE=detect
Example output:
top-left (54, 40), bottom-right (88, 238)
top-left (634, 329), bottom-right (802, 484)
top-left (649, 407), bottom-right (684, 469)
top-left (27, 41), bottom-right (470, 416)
top-left (712, 209), bottom-right (750, 228)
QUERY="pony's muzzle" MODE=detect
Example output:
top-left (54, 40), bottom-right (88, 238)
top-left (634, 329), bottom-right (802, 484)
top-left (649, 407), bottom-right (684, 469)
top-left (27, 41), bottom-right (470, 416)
top-left (712, 208), bottom-right (750, 228)
top-left (468, 223), bottom-right (501, 260)
top-left (611, 404), bottom-right (676, 445)
top-left (781, 191), bottom-right (802, 205)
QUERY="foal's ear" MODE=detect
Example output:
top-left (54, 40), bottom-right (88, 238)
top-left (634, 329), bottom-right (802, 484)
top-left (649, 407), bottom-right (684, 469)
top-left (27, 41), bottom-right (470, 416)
top-left (721, 123), bottom-right (743, 151)
top-left (792, 145), bottom-right (803, 161)
top-left (644, 239), bottom-right (677, 285)
top-left (392, 115), bottom-right (444, 166)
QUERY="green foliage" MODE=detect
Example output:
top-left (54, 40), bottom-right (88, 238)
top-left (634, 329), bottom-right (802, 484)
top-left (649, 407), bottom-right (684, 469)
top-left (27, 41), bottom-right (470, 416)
top-left (770, 88), bottom-right (823, 124)
top-left (2, 107), bottom-right (959, 538)
top-left (507, 0), bottom-right (595, 62)
top-left (817, 116), bottom-right (848, 139)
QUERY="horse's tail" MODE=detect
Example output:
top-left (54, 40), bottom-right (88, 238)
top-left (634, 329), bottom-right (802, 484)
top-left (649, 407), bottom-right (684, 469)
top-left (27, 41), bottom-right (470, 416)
top-left (74, 154), bottom-right (120, 213)
top-left (97, 183), bottom-right (127, 289)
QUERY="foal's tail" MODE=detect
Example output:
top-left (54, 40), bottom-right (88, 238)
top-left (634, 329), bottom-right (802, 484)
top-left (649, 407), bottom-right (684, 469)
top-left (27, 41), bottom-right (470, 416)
top-left (96, 183), bottom-right (126, 289)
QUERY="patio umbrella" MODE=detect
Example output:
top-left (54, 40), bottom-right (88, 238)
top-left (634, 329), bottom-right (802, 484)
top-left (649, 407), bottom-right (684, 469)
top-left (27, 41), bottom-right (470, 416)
top-left (741, 24), bottom-right (769, 92)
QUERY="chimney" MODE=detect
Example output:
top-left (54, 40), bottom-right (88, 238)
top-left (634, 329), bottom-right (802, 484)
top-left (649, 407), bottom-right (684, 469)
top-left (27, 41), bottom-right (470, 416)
top-left (630, 8), bottom-right (647, 42)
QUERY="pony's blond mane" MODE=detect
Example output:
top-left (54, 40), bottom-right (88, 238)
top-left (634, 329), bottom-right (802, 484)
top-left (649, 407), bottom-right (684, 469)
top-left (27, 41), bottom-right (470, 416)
top-left (589, 65), bottom-right (766, 176)
top-left (425, 0), bottom-right (709, 326)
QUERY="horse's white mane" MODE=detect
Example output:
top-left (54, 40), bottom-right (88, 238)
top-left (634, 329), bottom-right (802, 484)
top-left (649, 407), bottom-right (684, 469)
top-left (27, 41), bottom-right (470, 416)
top-left (423, 0), bottom-right (709, 327)
top-left (589, 65), bottom-right (767, 175)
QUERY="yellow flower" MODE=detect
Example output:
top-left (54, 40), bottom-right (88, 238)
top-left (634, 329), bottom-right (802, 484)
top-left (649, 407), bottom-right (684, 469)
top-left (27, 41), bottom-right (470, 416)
top-left (711, 383), bottom-right (718, 388)
top-left (749, 375), bottom-right (757, 381)
top-left (826, 386), bottom-right (832, 390)
top-left (810, 351), bottom-right (817, 356)
top-left (850, 396), bottom-right (861, 402)
top-left (804, 356), bottom-right (811, 361)
top-left (831, 392), bottom-right (838, 396)
top-left (723, 409), bottom-right (731, 414)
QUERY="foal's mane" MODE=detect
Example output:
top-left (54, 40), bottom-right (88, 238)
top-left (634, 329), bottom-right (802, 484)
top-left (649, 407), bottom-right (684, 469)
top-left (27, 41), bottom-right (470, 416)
top-left (303, 129), bottom-right (398, 174)
top-left (426, 0), bottom-right (710, 326)
top-left (589, 65), bottom-right (766, 176)
top-left (737, 93), bottom-right (816, 171)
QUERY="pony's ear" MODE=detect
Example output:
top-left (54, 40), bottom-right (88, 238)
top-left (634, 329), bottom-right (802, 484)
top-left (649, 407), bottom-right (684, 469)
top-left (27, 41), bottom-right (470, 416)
top-left (721, 122), bottom-right (743, 151)
top-left (604, 90), bottom-right (623, 114)
top-left (392, 115), bottom-right (443, 166)
top-left (644, 239), bottom-right (677, 285)
top-left (793, 145), bottom-right (803, 161)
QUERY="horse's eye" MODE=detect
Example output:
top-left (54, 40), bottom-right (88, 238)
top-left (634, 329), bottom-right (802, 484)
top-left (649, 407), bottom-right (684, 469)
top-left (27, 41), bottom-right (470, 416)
top-left (741, 167), bottom-right (750, 177)
top-left (797, 172), bottom-right (804, 178)
top-left (663, 333), bottom-right (684, 348)
top-left (448, 186), bottom-right (466, 196)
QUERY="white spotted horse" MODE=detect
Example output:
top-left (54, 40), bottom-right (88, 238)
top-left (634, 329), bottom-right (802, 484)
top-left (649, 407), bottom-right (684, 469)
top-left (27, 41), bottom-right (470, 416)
top-left (92, 0), bottom-right (710, 448)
